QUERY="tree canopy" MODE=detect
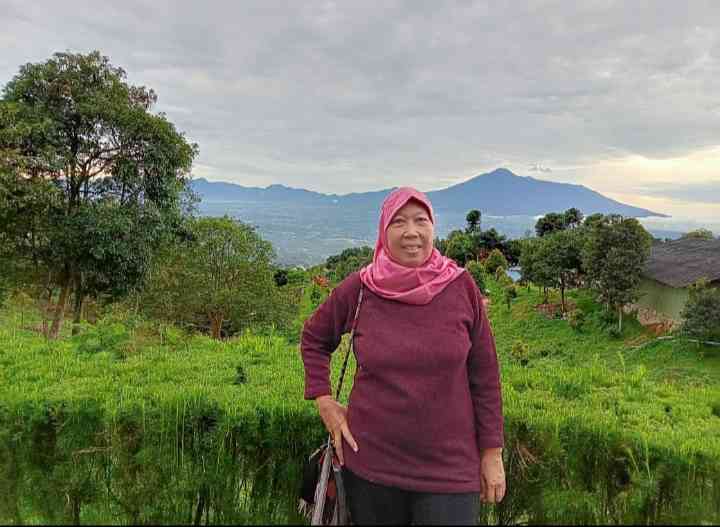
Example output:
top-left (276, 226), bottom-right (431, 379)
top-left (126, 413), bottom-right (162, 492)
top-left (0, 51), bottom-right (198, 337)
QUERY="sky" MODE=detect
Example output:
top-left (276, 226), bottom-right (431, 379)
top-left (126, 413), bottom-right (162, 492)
top-left (1, 1), bottom-right (719, 222)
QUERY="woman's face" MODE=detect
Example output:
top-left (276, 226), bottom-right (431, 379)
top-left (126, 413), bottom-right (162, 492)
top-left (386, 199), bottom-right (434, 267)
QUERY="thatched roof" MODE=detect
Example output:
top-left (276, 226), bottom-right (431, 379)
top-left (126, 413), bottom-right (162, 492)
top-left (644, 237), bottom-right (720, 288)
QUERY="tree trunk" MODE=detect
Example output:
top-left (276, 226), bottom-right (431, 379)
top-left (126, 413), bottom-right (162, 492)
top-left (49, 275), bottom-right (71, 340)
top-left (618, 305), bottom-right (623, 333)
top-left (560, 277), bottom-right (566, 313)
top-left (71, 274), bottom-right (85, 336)
top-left (40, 287), bottom-right (53, 337)
top-left (210, 314), bottom-right (223, 340)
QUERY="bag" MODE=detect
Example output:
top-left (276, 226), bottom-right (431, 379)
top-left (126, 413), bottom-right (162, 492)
top-left (298, 284), bottom-right (364, 525)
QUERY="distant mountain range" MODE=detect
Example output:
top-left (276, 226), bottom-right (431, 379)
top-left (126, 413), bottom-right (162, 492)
top-left (191, 167), bottom-right (667, 217)
top-left (191, 168), bottom-right (670, 266)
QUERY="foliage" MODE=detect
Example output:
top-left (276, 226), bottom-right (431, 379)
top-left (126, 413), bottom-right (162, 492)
top-left (0, 51), bottom-right (198, 337)
top-left (503, 285), bottom-right (518, 310)
top-left (680, 279), bottom-right (720, 343)
top-left (535, 208), bottom-right (585, 237)
top-left (273, 268), bottom-right (289, 287)
top-left (531, 229), bottom-right (585, 313)
top-left (581, 214), bottom-right (653, 332)
top-left (465, 261), bottom-right (487, 294)
top-left (681, 228), bottom-right (715, 240)
top-left (484, 248), bottom-right (508, 275)
top-left (465, 209), bottom-right (481, 233)
top-left (286, 267), bottom-right (309, 286)
top-left (510, 340), bottom-right (530, 365)
top-left (325, 246), bottom-right (372, 283)
top-left (444, 229), bottom-right (475, 266)
top-left (141, 216), bottom-right (294, 339)
top-left (503, 238), bottom-right (524, 267)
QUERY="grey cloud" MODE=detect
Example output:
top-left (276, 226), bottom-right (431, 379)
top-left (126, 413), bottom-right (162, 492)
top-left (633, 181), bottom-right (720, 204)
top-left (1, 0), bottom-right (719, 193)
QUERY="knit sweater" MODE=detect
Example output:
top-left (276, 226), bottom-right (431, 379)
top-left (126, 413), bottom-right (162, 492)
top-left (300, 270), bottom-right (504, 493)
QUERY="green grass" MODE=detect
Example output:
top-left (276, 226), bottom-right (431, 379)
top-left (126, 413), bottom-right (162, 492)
top-left (487, 279), bottom-right (720, 385)
top-left (1, 278), bottom-right (719, 524)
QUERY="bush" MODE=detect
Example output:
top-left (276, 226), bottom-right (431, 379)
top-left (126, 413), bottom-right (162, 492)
top-left (504, 285), bottom-right (518, 310)
top-left (465, 261), bottom-right (487, 294)
top-left (511, 339), bottom-right (531, 366)
top-left (484, 248), bottom-right (508, 275)
top-left (680, 279), bottom-right (720, 344)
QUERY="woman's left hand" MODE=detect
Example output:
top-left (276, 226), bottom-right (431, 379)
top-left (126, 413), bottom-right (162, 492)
top-left (479, 449), bottom-right (506, 504)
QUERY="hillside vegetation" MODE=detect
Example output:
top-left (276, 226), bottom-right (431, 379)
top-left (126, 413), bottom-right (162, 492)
top-left (1, 276), bottom-right (718, 525)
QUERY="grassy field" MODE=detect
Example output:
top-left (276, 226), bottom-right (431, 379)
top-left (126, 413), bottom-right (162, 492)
top-left (1, 277), bottom-right (719, 524)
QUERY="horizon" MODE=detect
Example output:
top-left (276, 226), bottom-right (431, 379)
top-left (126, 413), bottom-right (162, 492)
top-left (2, 2), bottom-right (719, 222)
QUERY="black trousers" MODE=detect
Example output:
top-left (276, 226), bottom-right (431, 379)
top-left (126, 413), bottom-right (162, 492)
top-left (342, 467), bottom-right (480, 525)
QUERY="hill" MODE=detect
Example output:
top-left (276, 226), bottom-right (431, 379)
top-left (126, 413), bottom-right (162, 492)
top-left (191, 167), bottom-right (666, 217)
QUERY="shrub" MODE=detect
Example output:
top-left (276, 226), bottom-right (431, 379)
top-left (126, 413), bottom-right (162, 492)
top-left (680, 279), bottom-right (720, 344)
top-left (511, 339), bottom-right (531, 366)
top-left (484, 248), bottom-right (508, 275)
top-left (504, 285), bottom-right (518, 310)
top-left (465, 261), bottom-right (487, 294)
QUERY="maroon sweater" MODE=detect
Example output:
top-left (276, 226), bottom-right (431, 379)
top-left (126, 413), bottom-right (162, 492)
top-left (301, 270), bottom-right (504, 493)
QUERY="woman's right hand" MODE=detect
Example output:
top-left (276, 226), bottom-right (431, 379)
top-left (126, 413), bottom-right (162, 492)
top-left (315, 395), bottom-right (359, 465)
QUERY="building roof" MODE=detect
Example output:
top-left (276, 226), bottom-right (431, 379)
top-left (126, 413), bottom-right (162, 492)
top-left (644, 237), bottom-right (720, 288)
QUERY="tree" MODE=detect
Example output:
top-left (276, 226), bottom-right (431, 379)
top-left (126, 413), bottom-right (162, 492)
top-left (681, 228), bottom-right (715, 240)
top-left (536, 229), bottom-right (584, 313)
top-left (325, 246), bottom-right (373, 283)
top-left (484, 248), bottom-right (508, 275)
top-left (141, 217), bottom-right (287, 339)
top-left (581, 215), bottom-right (653, 332)
top-left (535, 212), bottom-right (567, 237)
top-left (465, 260), bottom-right (487, 294)
top-left (518, 237), bottom-right (558, 304)
top-left (0, 51), bottom-right (197, 338)
top-left (563, 207), bottom-right (584, 229)
top-left (680, 278), bottom-right (720, 344)
top-left (444, 230), bottom-right (475, 266)
top-left (583, 213), bottom-right (605, 228)
top-left (273, 269), bottom-right (289, 287)
top-left (535, 208), bottom-right (585, 237)
top-left (465, 209), bottom-right (482, 233)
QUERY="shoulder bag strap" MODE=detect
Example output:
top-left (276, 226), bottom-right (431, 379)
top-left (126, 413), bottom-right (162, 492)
top-left (334, 283), bottom-right (364, 400)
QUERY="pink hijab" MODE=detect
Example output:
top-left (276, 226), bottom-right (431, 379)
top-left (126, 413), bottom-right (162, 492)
top-left (359, 187), bottom-right (465, 305)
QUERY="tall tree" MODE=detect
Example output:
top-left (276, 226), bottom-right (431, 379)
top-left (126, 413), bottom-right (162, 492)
top-left (535, 212), bottom-right (567, 237)
top-left (581, 214), bottom-right (653, 332)
top-left (465, 209), bottom-right (482, 233)
top-left (0, 51), bottom-right (197, 337)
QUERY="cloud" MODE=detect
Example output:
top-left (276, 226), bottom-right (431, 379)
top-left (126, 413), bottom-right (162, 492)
top-left (633, 181), bottom-right (720, 204)
top-left (529, 164), bottom-right (552, 173)
top-left (1, 0), bottom-right (719, 207)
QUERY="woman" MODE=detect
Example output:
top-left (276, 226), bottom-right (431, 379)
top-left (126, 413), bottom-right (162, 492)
top-left (301, 187), bottom-right (505, 525)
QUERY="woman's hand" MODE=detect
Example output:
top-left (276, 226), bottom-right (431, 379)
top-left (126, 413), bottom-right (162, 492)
top-left (479, 448), bottom-right (506, 504)
top-left (315, 395), bottom-right (359, 465)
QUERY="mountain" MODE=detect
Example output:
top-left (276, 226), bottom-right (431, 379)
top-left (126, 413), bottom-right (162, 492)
top-left (192, 168), bottom-right (670, 266)
top-left (191, 168), bottom-right (667, 217)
